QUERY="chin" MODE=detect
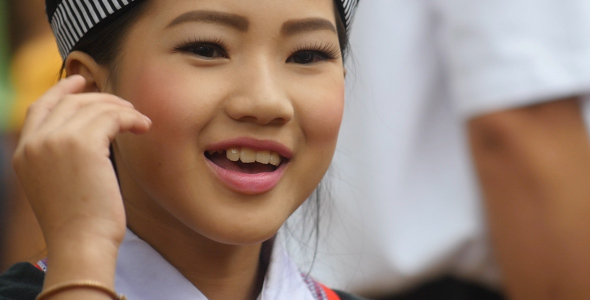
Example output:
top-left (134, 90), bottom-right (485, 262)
top-left (208, 228), bottom-right (279, 246)
top-left (193, 217), bottom-right (283, 246)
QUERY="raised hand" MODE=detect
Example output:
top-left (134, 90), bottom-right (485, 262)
top-left (12, 75), bottom-right (151, 290)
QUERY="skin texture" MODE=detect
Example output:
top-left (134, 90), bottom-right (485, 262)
top-left (12, 0), bottom-right (344, 299)
top-left (469, 97), bottom-right (590, 300)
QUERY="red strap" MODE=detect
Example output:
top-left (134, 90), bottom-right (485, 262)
top-left (320, 283), bottom-right (341, 300)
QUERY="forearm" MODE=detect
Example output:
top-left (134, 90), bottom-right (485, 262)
top-left (468, 98), bottom-right (590, 300)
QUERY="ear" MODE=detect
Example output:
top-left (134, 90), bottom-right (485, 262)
top-left (65, 51), bottom-right (109, 92)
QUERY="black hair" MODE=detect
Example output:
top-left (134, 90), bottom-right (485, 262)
top-left (334, 3), bottom-right (351, 60)
top-left (59, 0), bottom-right (153, 80)
top-left (63, 0), bottom-right (351, 73)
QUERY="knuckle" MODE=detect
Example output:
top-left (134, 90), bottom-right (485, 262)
top-left (21, 141), bottom-right (39, 158)
top-left (105, 94), bottom-right (123, 102)
top-left (14, 138), bottom-right (44, 165)
top-left (26, 101), bottom-right (44, 116)
top-left (62, 94), bottom-right (83, 108)
top-left (102, 109), bottom-right (123, 122)
top-left (11, 147), bottom-right (25, 170)
top-left (106, 94), bottom-right (132, 107)
top-left (96, 93), bottom-right (118, 103)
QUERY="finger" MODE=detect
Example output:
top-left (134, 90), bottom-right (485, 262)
top-left (86, 106), bottom-right (152, 140)
top-left (35, 93), bottom-right (135, 137)
top-left (20, 75), bottom-right (87, 137)
top-left (58, 102), bottom-right (151, 150)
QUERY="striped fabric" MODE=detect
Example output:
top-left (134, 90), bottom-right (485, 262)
top-left (46, 0), bottom-right (139, 58)
top-left (335, 0), bottom-right (360, 31)
top-left (46, 0), bottom-right (360, 59)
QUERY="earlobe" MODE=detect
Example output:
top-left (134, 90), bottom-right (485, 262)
top-left (65, 51), bottom-right (109, 92)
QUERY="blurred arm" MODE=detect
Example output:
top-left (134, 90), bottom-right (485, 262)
top-left (468, 97), bottom-right (590, 300)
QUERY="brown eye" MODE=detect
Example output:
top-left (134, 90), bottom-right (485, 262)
top-left (288, 51), bottom-right (327, 64)
top-left (192, 45), bottom-right (217, 57)
top-left (177, 42), bottom-right (228, 59)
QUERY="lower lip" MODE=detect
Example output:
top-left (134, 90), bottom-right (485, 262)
top-left (205, 158), bottom-right (287, 195)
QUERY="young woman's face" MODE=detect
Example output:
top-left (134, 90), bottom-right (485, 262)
top-left (110, 0), bottom-right (344, 245)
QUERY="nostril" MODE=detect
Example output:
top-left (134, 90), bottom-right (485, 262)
top-left (224, 93), bottom-right (294, 125)
top-left (233, 115), bottom-right (290, 126)
top-left (236, 116), bottom-right (259, 123)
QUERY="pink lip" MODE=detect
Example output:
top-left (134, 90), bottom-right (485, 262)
top-left (205, 137), bottom-right (292, 195)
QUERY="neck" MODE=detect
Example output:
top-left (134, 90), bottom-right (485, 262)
top-left (126, 207), bottom-right (271, 300)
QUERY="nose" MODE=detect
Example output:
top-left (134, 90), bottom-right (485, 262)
top-left (224, 61), bottom-right (294, 126)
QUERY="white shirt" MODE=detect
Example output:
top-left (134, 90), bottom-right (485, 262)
top-left (115, 229), bottom-right (317, 300)
top-left (287, 0), bottom-right (590, 295)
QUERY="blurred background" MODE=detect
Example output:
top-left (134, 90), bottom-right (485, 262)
top-left (0, 0), bottom-right (61, 272)
top-left (3, 1), bottom-right (590, 300)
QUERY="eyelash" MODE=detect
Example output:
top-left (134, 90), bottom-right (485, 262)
top-left (173, 38), bottom-right (341, 63)
top-left (290, 43), bottom-right (341, 62)
top-left (173, 37), bottom-right (229, 58)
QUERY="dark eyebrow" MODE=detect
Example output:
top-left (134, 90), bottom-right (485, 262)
top-left (281, 18), bottom-right (337, 36)
top-left (166, 10), bottom-right (249, 32)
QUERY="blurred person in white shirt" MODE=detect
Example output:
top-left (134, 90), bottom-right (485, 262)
top-left (288, 1), bottom-right (590, 299)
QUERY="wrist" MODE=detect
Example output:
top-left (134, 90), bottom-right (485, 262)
top-left (36, 281), bottom-right (126, 300)
top-left (44, 236), bottom-right (121, 289)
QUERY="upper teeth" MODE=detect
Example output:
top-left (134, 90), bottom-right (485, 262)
top-left (212, 148), bottom-right (281, 166)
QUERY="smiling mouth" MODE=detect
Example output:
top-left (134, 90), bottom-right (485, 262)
top-left (205, 148), bottom-right (285, 174)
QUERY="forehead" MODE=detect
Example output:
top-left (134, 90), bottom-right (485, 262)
top-left (137, 0), bottom-right (338, 31)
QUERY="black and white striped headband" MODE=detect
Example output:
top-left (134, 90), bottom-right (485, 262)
top-left (46, 0), bottom-right (360, 60)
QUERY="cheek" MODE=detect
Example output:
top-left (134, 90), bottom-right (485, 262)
top-left (125, 65), bottom-right (190, 125)
top-left (119, 62), bottom-right (219, 137)
top-left (297, 80), bottom-right (345, 146)
top-left (113, 62), bottom-right (212, 176)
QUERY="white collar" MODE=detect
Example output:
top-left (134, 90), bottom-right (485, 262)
top-left (115, 229), bottom-right (316, 300)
